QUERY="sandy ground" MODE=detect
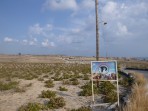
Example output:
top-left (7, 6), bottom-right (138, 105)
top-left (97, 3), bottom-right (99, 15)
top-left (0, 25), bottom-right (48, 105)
top-left (0, 55), bottom-right (65, 63)
top-left (0, 79), bottom-right (46, 111)
top-left (0, 79), bottom-right (92, 111)
top-left (0, 55), bottom-right (137, 111)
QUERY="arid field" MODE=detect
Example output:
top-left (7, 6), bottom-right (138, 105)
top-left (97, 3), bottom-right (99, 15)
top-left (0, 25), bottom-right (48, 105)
top-left (0, 55), bottom-right (96, 111)
top-left (0, 54), bottom-right (147, 111)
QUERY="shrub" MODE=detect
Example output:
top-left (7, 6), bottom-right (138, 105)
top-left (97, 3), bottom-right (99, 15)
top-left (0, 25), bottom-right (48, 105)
top-left (73, 74), bottom-right (83, 79)
top-left (119, 76), bottom-right (134, 87)
top-left (99, 81), bottom-right (117, 103)
top-left (15, 87), bottom-right (26, 93)
top-left (52, 76), bottom-right (63, 81)
top-left (62, 80), bottom-right (71, 85)
top-left (38, 78), bottom-right (44, 81)
top-left (39, 90), bottom-right (56, 98)
top-left (59, 86), bottom-right (68, 91)
top-left (63, 78), bottom-right (79, 85)
top-left (71, 79), bottom-right (79, 85)
top-left (24, 74), bottom-right (38, 80)
top-left (118, 73), bottom-right (121, 79)
top-left (123, 74), bottom-right (148, 111)
top-left (133, 72), bottom-right (146, 86)
top-left (18, 102), bottom-right (45, 111)
top-left (99, 81), bottom-right (116, 95)
top-left (119, 78), bottom-right (129, 87)
top-left (63, 73), bottom-right (71, 79)
top-left (83, 74), bottom-right (89, 80)
top-left (45, 79), bottom-right (54, 88)
top-left (103, 91), bottom-right (117, 103)
top-left (0, 81), bottom-right (19, 91)
top-left (79, 82), bottom-right (98, 96)
top-left (43, 75), bottom-right (49, 78)
top-left (25, 83), bottom-right (32, 87)
top-left (47, 97), bottom-right (66, 109)
top-left (70, 78), bottom-right (77, 81)
top-left (70, 106), bottom-right (92, 111)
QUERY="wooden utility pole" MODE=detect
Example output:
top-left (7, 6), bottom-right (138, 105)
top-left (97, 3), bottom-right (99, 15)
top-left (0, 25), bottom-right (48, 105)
top-left (95, 0), bottom-right (99, 61)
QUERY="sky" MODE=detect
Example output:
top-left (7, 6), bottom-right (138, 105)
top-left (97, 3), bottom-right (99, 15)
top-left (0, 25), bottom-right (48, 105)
top-left (0, 0), bottom-right (148, 57)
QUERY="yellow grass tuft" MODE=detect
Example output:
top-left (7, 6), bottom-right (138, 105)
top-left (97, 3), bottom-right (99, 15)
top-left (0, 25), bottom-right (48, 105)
top-left (123, 73), bottom-right (148, 111)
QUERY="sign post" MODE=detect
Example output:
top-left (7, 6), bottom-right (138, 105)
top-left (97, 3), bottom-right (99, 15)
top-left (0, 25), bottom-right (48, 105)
top-left (91, 60), bottom-right (119, 107)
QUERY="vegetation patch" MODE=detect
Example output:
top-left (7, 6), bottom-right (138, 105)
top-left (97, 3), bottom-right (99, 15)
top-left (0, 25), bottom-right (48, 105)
top-left (25, 83), bottom-right (32, 87)
top-left (45, 79), bottom-right (54, 88)
top-left (18, 102), bottom-right (46, 111)
top-left (52, 76), bottom-right (63, 81)
top-left (62, 79), bottom-right (79, 85)
top-left (71, 79), bottom-right (79, 85)
top-left (83, 74), bottom-right (89, 80)
top-left (79, 82), bottom-right (98, 96)
top-left (99, 81), bottom-right (117, 103)
top-left (59, 86), bottom-right (68, 91)
top-left (0, 81), bottom-right (19, 91)
top-left (39, 90), bottom-right (56, 98)
top-left (15, 87), bottom-right (26, 93)
top-left (62, 80), bottom-right (71, 85)
top-left (122, 73), bottom-right (148, 111)
top-left (99, 81), bottom-right (116, 95)
top-left (47, 97), bottom-right (66, 109)
top-left (38, 77), bottom-right (44, 81)
top-left (103, 91), bottom-right (117, 103)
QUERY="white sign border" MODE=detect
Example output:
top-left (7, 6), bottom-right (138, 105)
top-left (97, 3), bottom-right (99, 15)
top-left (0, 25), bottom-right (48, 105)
top-left (91, 60), bottom-right (119, 107)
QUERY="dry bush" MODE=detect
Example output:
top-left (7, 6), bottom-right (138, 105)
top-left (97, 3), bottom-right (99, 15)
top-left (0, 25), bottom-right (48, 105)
top-left (0, 81), bottom-right (19, 91)
top-left (132, 72), bottom-right (147, 86)
top-left (122, 73), bottom-right (148, 111)
top-left (39, 90), bottom-right (56, 98)
top-left (44, 79), bottom-right (54, 88)
top-left (47, 97), bottom-right (66, 109)
top-left (79, 82), bottom-right (98, 96)
top-left (59, 86), bottom-right (68, 91)
top-left (18, 102), bottom-right (45, 111)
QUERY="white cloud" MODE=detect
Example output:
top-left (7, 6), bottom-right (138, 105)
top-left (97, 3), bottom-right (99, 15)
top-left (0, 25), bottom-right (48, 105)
top-left (42, 0), bottom-right (78, 11)
top-left (50, 42), bottom-right (55, 47)
top-left (58, 35), bottom-right (72, 44)
top-left (4, 37), bottom-right (13, 42)
top-left (22, 39), bottom-right (28, 45)
top-left (4, 37), bottom-right (19, 43)
top-left (29, 24), bottom-right (43, 35)
top-left (81, 0), bottom-right (94, 9)
top-left (103, 1), bottom-right (117, 14)
top-left (28, 38), bottom-right (37, 45)
top-left (21, 38), bottom-right (38, 46)
top-left (29, 23), bottom-right (53, 36)
top-left (42, 39), bottom-right (48, 47)
top-left (116, 22), bottom-right (130, 36)
top-left (101, 0), bottom-right (148, 41)
top-left (42, 39), bottom-right (55, 48)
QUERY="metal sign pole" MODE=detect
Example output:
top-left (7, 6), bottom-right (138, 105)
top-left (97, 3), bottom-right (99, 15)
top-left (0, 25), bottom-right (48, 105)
top-left (116, 62), bottom-right (120, 107)
top-left (91, 61), bottom-right (119, 108)
top-left (91, 63), bottom-right (95, 107)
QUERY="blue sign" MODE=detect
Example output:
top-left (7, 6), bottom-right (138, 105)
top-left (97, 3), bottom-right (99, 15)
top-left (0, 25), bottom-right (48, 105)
top-left (91, 61), bottom-right (117, 80)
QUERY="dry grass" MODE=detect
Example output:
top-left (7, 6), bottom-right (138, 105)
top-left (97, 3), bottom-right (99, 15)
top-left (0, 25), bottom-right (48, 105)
top-left (122, 73), bottom-right (148, 111)
top-left (132, 72), bottom-right (147, 85)
top-left (118, 60), bottom-right (148, 70)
